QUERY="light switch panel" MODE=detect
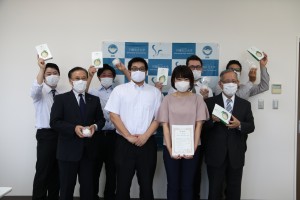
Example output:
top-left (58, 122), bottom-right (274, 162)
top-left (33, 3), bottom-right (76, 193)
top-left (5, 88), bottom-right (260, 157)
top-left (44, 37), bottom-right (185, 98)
top-left (273, 99), bottom-right (279, 109)
top-left (258, 99), bottom-right (264, 109)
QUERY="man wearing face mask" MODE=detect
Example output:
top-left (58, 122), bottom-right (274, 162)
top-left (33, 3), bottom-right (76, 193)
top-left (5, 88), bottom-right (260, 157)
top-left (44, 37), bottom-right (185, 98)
top-left (31, 58), bottom-right (61, 200)
top-left (50, 67), bottom-right (105, 200)
top-left (105, 57), bottom-right (162, 200)
top-left (203, 69), bottom-right (255, 200)
top-left (86, 64), bottom-right (117, 200)
top-left (214, 53), bottom-right (269, 100)
top-left (168, 55), bottom-right (213, 99)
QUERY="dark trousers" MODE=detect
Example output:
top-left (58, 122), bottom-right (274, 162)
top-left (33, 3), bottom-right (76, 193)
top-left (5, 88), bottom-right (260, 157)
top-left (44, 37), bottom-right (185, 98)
top-left (32, 129), bottom-right (59, 200)
top-left (163, 146), bottom-right (201, 200)
top-left (115, 135), bottom-right (157, 200)
top-left (58, 151), bottom-right (95, 200)
top-left (93, 130), bottom-right (117, 200)
top-left (206, 156), bottom-right (243, 200)
top-left (193, 145), bottom-right (204, 200)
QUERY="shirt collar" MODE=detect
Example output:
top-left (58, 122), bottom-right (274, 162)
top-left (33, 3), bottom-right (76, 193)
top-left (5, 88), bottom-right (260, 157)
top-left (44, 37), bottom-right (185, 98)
top-left (72, 90), bottom-right (85, 97)
top-left (222, 92), bottom-right (235, 105)
top-left (129, 80), bottom-right (145, 88)
top-left (98, 84), bottom-right (113, 91)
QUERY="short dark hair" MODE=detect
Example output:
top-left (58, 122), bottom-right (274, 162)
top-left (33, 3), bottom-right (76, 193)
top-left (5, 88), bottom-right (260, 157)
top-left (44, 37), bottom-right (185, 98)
top-left (97, 64), bottom-right (116, 78)
top-left (128, 57), bottom-right (148, 71)
top-left (171, 65), bottom-right (194, 91)
top-left (186, 55), bottom-right (203, 66)
top-left (226, 60), bottom-right (242, 71)
top-left (219, 69), bottom-right (238, 81)
top-left (45, 63), bottom-right (60, 75)
top-left (68, 67), bottom-right (88, 79)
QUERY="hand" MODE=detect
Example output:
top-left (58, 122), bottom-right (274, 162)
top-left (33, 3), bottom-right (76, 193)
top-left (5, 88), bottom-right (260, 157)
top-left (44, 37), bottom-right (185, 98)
top-left (212, 114), bottom-right (220, 122)
top-left (260, 52), bottom-right (268, 67)
top-left (88, 124), bottom-right (96, 137)
top-left (134, 134), bottom-right (150, 147)
top-left (115, 62), bottom-right (126, 72)
top-left (200, 88), bottom-right (209, 99)
top-left (171, 154), bottom-right (182, 160)
top-left (226, 115), bottom-right (241, 129)
top-left (126, 134), bottom-right (138, 144)
top-left (182, 155), bottom-right (193, 159)
top-left (88, 66), bottom-right (97, 77)
top-left (248, 68), bottom-right (257, 83)
top-left (37, 57), bottom-right (46, 70)
top-left (75, 125), bottom-right (85, 138)
top-left (154, 82), bottom-right (163, 92)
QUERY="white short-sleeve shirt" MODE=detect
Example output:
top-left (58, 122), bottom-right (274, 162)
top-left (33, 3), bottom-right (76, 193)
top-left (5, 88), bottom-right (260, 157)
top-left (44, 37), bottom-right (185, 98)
top-left (105, 81), bottom-right (161, 135)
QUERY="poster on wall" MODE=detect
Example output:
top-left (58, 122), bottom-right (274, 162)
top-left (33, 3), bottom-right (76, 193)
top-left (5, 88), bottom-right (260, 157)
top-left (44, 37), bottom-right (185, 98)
top-left (102, 41), bottom-right (220, 93)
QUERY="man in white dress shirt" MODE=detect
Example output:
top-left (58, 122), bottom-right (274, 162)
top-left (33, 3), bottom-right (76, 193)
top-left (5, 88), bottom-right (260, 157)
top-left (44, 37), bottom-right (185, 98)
top-left (105, 57), bottom-right (162, 200)
top-left (30, 58), bottom-right (61, 200)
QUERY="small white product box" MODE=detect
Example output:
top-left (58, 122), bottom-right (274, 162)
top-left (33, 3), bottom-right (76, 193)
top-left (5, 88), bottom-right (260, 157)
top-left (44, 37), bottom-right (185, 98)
top-left (92, 52), bottom-right (103, 68)
top-left (36, 44), bottom-right (53, 61)
top-left (156, 68), bottom-right (169, 85)
top-left (247, 46), bottom-right (264, 61)
top-left (212, 104), bottom-right (232, 125)
top-left (112, 58), bottom-right (120, 66)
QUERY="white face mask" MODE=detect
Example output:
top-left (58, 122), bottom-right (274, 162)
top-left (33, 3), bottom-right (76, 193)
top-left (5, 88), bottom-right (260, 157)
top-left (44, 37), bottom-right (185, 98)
top-left (175, 81), bottom-right (190, 92)
top-left (131, 71), bottom-right (146, 82)
top-left (222, 83), bottom-right (238, 97)
top-left (72, 80), bottom-right (87, 94)
top-left (45, 75), bottom-right (60, 87)
top-left (192, 70), bottom-right (202, 81)
top-left (100, 77), bottom-right (113, 88)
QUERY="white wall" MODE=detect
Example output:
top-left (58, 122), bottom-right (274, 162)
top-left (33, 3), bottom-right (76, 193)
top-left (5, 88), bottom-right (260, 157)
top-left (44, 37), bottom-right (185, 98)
top-left (0, 0), bottom-right (299, 199)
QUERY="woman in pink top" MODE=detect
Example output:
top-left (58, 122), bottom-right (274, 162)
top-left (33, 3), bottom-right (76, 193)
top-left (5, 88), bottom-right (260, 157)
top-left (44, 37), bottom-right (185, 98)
top-left (156, 65), bottom-right (209, 200)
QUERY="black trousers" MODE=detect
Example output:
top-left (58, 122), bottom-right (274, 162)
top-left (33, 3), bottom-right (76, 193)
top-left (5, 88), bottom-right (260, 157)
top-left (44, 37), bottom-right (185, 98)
top-left (206, 155), bottom-right (243, 200)
top-left (93, 130), bottom-right (117, 200)
top-left (32, 129), bottom-right (59, 200)
top-left (58, 151), bottom-right (95, 200)
top-left (114, 135), bottom-right (157, 200)
top-left (193, 145), bottom-right (204, 200)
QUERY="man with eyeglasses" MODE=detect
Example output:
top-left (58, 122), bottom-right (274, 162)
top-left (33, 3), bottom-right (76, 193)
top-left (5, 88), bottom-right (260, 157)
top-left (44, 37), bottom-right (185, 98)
top-left (214, 53), bottom-right (269, 100)
top-left (50, 67), bottom-right (105, 200)
top-left (203, 69), bottom-right (255, 200)
top-left (105, 57), bottom-right (162, 200)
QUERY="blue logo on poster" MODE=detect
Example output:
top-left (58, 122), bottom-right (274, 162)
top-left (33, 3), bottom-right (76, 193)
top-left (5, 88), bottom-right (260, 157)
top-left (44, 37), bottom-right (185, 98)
top-left (108, 44), bottom-right (118, 54)
top-left (202, 46), bottom-right (213, 56)
top-left (152, 45), bottom-right (162, 56)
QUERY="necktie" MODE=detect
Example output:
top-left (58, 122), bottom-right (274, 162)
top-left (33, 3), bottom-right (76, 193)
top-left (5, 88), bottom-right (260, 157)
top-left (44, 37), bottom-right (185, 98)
top-left (51, 89), bottom-right (56, 99)
top-left (79, 94), bottom-right (86, 121)
top-left (226, 98), bottom-right (232, 113)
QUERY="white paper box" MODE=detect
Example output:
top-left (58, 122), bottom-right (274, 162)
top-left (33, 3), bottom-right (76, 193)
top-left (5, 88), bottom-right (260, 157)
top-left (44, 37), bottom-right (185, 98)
top-left (156, 68), bottom-right (169, 85)
top-left (92, 52), bottom-right (103, 68)
top-left (36, 44), bottom-right (53, 61)
top-left (212, 104), bottom-right (232, 125)
top-left (247, 46), bottom-right (264, 61)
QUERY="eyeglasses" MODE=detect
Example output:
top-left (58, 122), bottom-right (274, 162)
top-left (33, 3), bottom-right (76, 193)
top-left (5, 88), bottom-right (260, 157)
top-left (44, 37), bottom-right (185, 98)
top-left (221, 79), bottom-right (238, 84)
top-left (188, 65), bottom-right (202, 70)
top-left (131, 67), bottom-right (146, 72)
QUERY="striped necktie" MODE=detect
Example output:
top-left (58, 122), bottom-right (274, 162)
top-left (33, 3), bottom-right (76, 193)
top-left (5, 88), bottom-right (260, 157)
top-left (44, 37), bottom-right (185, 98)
top-left (226, 98), bottom-right (232, 113)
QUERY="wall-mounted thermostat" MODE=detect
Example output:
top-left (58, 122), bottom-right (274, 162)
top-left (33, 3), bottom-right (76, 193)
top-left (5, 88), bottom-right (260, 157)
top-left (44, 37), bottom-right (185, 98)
top-left (272, 84), bottom-right (282, 94)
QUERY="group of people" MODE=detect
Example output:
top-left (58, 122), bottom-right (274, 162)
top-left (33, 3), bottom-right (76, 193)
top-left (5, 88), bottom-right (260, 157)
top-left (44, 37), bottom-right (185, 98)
top-left (31, 52), bottom-right (269, 200)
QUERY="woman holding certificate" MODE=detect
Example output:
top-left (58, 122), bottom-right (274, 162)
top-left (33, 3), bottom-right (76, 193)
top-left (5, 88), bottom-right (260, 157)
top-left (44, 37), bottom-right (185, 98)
top-left (156, 65), bottom-right (209, 200)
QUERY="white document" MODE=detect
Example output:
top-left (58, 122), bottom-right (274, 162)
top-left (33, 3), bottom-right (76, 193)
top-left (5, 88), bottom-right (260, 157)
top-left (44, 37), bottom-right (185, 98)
top-left (36, 44), bottom-right (53, 61)
top-left (171, 125), bottom-right (194, 156)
